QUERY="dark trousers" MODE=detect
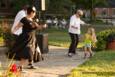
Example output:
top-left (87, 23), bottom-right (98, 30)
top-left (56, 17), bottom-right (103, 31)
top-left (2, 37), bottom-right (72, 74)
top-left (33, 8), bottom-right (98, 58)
top-left (68, 33), bottom-right (79, 54)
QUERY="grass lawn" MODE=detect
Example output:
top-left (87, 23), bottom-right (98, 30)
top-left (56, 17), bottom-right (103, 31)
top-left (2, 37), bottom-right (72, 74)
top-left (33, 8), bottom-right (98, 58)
top-left (43, 28), bottom-right (70, 47)
top-left (43, 24), bottom-right (115, 47)
top-left (68, 51), bottom-right (115, 77)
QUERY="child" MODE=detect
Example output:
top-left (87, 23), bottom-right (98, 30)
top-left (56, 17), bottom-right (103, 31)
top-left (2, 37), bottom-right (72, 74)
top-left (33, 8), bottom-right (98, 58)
top-left (83, 27), bottom-right (97, 58)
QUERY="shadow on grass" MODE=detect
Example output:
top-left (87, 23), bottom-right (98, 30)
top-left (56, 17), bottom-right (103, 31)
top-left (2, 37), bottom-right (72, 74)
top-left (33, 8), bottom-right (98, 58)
top-left (82, 71), bottom-right (115, 76)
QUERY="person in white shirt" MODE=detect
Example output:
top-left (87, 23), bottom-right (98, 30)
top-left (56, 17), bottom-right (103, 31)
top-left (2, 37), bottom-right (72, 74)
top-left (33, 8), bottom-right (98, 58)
top-left (46, 18), bottom-right (52, 28)
top-left (11, 5), bottom-right (27, 36)
top-left (68, 10), bottom-right (85, 57)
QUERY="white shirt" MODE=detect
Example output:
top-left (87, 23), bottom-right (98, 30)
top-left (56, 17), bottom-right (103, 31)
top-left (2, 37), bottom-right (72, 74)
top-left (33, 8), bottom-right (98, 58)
top-left (68, 15), bottom-right (85, 34)
top-left (46, 19), bottom-right (52, 24)
top-left (11, 10), bottom-right (26, 35)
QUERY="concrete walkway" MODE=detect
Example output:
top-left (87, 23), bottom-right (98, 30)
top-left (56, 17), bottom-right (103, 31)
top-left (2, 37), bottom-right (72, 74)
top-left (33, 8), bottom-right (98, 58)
top-left (0, 46), bottom-right (87, 77)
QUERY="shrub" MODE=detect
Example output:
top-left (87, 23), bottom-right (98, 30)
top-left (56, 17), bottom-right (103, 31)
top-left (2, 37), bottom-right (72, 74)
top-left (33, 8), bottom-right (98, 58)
top-left (107, 32), bottom-right (115, 42)
top-left (96, 29), bottom-right (115, 51)
top-left (0, 19), bottom-right (15, 48)
top-left (0, 26), bottom-right (4, 45)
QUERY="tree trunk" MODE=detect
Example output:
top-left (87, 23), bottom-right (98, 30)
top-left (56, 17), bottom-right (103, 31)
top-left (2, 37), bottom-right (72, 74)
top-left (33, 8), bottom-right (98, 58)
top-left (90, 8), bottom-right (96, 22)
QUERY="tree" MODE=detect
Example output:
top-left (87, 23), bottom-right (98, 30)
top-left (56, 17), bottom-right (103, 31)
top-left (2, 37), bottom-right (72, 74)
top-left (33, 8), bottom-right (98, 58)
top-left (71, 0), bottom-right (108, 21)
top-left (11, 0), bottom-right (32, 13)
top-left (46, 0), bottom-right (73, 17)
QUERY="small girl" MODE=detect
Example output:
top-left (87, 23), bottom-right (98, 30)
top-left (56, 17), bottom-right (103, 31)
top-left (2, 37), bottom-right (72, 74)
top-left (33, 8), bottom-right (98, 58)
top-left (83, 27), bottom-right (97, 58)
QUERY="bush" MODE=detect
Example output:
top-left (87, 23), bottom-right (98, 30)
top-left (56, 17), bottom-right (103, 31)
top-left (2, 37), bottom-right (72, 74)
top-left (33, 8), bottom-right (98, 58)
top-left (96, 29), bottom-right (115, 51)
top-left (0, 26), bottom-right (4, 45)
top-left (107, 32), bottom-right (115, 42)
top-left (0, 19), bottom-right (15, 48)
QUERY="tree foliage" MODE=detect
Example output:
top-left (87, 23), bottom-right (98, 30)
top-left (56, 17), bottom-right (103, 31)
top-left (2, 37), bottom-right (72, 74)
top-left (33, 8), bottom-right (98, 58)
top-left (46, 0), bottom-right (73, 16)
top-left (11, 0), bottom-right (73, 17)
top-left (71, 0), bottom-right (107, 9)
top-left (11, 0), bottom-right (32, 13)
top-left (71, 0), bottom-right (108, 21)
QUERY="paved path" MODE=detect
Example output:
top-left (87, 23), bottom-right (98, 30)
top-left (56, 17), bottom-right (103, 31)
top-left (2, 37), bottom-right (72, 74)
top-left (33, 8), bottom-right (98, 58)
top-left (0, 46), bottom-right (87, 77)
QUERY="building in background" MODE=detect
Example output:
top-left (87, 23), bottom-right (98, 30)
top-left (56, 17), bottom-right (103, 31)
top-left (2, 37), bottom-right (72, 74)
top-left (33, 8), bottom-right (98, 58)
top-left (84, 0), bottom-right (115, 19)
top-left (95, 0), bottom-right (115, 18)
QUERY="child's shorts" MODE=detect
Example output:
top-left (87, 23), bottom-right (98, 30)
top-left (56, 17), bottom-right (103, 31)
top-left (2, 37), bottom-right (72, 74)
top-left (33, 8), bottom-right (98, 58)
top-left (84, 43), bottom-right (91, 48)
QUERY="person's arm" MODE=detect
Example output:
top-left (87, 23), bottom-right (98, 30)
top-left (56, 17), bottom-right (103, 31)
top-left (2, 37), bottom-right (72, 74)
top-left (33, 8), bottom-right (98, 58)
top-left (92, 33), bottom-right (97, 42)
top-left (80, 20), bottom-right (85, 25)
top-left (32, 22), bottom-right (47, 30)
top-left (80, 19), bottom-right (91, 26)
top-left (11, 23), bottom-right (18, 34)
top-left (12, 22), bottom-right (23, 34)
top-left (71, 26), bottom-right (78, 29)
top-left (91, 34), bottom-right (97, 48)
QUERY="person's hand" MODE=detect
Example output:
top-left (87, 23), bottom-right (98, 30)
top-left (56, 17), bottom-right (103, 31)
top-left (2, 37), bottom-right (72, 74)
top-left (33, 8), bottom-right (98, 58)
top-left (32, 22), bottom-right (38, 27)
top-left (43, 24), bottom-right (48, 28)
top-left (71, 26), bottom-right (78, 29)
top-left (11, 28), bottom-right (15, 34)
top-left (35, 19), bottom-right (39, 22)
top-left (85, 23), bottom-right (91, 26)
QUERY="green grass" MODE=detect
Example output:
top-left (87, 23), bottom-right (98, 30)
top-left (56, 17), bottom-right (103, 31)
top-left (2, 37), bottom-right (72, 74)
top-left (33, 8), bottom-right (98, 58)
top-left (44, 28), bottom-right (85, 48)
top-left (68, 51), bottom-right (115, 77)
top-left (43, 28), bottom-right (70, 47)
top-left (0, 23), bottom-right (114, 47)
top-left (43, 24), bottom-right (115, 47)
